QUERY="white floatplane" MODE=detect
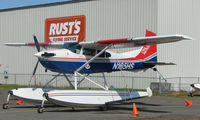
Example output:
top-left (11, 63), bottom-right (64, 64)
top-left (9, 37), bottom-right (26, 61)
top-left (3, 30), bottom-right (191, 113)
top-left (189, 83), bottom-right (200, 97)
top-left (42, 88), bottom-right (152, 111)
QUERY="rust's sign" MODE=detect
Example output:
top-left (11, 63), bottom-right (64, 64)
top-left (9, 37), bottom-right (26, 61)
top-left (45, 15), bottom-right (86, 43)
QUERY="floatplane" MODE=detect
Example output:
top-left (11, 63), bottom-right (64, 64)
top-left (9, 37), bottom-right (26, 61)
top-left (189, 83), bottom-right (200, 97)
top-left (3, 30), bottom-right (191, 113)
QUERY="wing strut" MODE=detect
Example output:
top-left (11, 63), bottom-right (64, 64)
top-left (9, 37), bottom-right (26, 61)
top-left (74, 44), bottom-right (112, 90)
top-left (77, 74), bottom-right (90, 86)
top-left (42, 73), bottom-right (62, 88)
top-left (63, 74), bottom-right (74, 88)
top-left (102, 73), bottom-right (109, 90)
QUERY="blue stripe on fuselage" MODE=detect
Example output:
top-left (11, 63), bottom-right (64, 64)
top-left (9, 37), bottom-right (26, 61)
top-left (40, 56), bottom-right (157, 74)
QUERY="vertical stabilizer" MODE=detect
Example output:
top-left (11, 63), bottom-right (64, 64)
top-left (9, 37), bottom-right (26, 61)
top-left (133, 30), bottom-right (157, 62)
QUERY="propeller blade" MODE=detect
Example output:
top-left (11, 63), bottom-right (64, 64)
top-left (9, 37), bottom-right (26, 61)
top-left (32, 60), bottom-right (39, 76)
top-left (33, 35), bottom-right (40, 52)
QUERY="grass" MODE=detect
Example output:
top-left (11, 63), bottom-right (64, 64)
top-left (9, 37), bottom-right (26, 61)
top-left (153, 91), bottom-right (191, 97)
top-left (115, 88), bottom-right (145, 92)
top-left (0, 84), bottom-right (40, 90)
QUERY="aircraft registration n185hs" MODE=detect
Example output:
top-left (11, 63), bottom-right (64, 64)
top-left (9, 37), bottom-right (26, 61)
top-left (3, 30), bottom-right (191, 113)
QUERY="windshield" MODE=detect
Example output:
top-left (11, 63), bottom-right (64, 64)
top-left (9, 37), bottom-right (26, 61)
top-left (61, 42), bottom-right (81, 54)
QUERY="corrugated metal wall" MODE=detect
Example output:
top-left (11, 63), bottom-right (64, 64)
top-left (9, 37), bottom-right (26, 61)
top-left (157, 0), bottom-right (200, 78)
top-left (0, 0), bottom-right (158, 88)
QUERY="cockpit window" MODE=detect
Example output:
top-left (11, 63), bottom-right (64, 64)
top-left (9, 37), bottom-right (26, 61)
top-left (97, 50), bottom-right (111, 57)
top-left (83, 48), bottom-right (96, 56)
top-left (61, 42), bottom-right (81, 54)
top-left (83, 48), bottom-right (111, 58)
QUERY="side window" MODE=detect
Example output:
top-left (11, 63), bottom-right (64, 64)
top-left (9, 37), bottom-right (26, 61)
top-left (97, 50), bottom-right (105, 57)
top-left (83, 48), bottom-right (111, 57)
top-left (97, 50), bottom-right (111, 58)
top-left (61, 42), bottom-right (81, 54)
top-left (83, 48), bottom-right (96, 56)
top-left (74, 45), bottom-right (81, 54)
top-left (106, 52), bottom-right (111, 57)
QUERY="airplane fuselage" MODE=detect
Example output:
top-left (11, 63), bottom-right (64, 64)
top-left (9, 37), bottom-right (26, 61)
top-left (38, 47), bottom-right (157, 74)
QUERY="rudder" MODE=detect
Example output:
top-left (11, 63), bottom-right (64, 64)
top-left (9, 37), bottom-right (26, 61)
top-left (134, 30), bottom-right (157, 62)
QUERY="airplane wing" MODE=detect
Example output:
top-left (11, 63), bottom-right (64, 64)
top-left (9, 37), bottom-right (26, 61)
top-left (80, 34), bottom-right (192, 49)
top-left (5, 34), bottom-right (191, 49)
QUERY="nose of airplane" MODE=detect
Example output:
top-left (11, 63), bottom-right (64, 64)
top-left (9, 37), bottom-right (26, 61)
top-left (34, 51), bottom-right (43, 58)
top-left (34, 51), bottom-right (56, 58)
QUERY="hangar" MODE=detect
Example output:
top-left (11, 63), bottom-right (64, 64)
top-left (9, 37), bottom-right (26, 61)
top-left (0, 0), bottom-right (198, 91)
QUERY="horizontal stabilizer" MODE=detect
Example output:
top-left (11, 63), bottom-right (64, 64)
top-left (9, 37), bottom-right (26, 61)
top-left (144, 61), bottom-right (176, 66)
top-left (143, 62), bottom-right (176, 68)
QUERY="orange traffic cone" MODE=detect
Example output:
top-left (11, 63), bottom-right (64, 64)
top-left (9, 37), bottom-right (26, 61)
top-left (184, 99), bottom-right (192, 107)
top-left (131, 103), bottom-right (139, 117)
top-left (17, 100), bottom-right (24, 105)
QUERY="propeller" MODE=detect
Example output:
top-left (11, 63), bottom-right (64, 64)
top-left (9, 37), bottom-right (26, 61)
top-left (32, 35), bottom-right (54, 75)
top-left (32, 36), bottom-right (54, 75)
top-left (29, 35), bottom-right (41, 86)
top-left (33, 35), bottom-right (40, 52)
top-left (32, 60), bottom-right (39, 76)
top-left (32, 35), bottom-right (41, 76)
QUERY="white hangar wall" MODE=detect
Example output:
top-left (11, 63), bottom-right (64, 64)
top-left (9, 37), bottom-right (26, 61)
top-left (157, 0), bottom-right (200, 78)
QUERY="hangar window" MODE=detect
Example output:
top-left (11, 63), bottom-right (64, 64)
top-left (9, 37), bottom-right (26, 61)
top-left (62, 42), bottom-right (81, 54)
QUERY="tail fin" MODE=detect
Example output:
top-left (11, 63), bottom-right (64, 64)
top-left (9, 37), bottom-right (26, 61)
top-left (134, 30), bottom-right (157, 62)
top-left (144, 30), bottom-right (157, 62)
